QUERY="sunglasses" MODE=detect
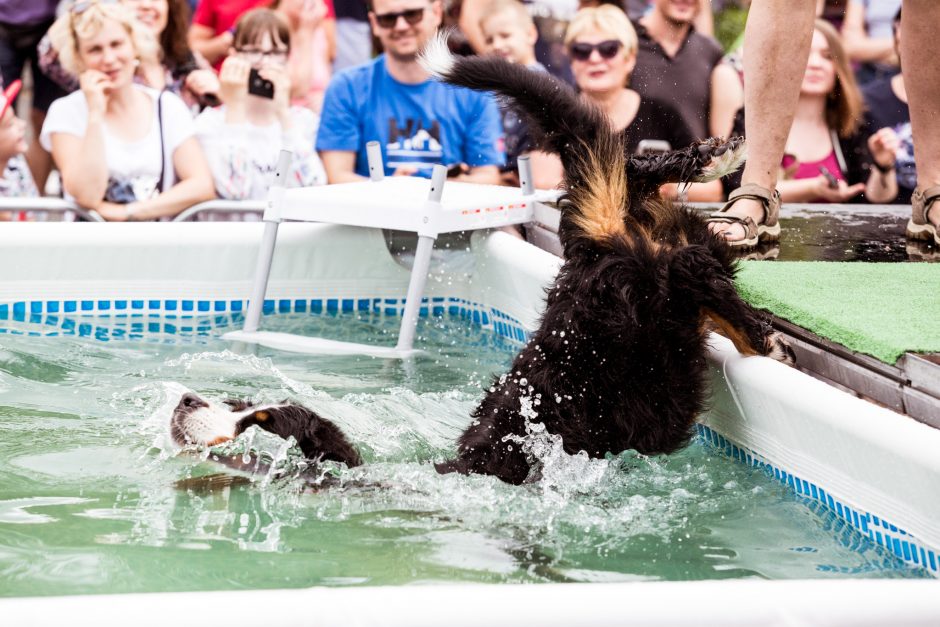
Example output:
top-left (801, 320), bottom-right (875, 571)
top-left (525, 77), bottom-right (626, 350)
top-left (373, 7), bottom-right (425, 29)
top-left (568, 39), bottom-right (623, 62)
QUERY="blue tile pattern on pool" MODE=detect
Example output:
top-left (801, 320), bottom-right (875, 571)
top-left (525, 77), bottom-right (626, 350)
top-left (0, 297), bottom-right (531, 345)
top-left (697, 424), bottom-right (938, 576)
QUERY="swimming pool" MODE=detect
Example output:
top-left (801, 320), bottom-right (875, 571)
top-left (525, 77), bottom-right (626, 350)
top-left (1, 221), bottom-right (938, 625)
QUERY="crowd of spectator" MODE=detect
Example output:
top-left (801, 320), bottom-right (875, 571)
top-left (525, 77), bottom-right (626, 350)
top-left (0, 0), bottom-right (928, 227)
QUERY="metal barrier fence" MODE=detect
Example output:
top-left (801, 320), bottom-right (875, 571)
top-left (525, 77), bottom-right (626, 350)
top-left (0, 198), bottom-right (265, 222)
top-left (0, 197), bottom-right (910, 224)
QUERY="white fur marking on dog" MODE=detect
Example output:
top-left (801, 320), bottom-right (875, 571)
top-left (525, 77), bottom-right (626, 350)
top-left (765, 332), bottom-right (795, 366)
top-left (696, 141), bottom-right (748, 183)
top-left (174, 402), bottom-right (288, 448)
top-left (418, 29), bottom-right (456, 79)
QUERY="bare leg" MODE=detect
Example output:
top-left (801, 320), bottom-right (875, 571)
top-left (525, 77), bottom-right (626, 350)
top-left (26, 109), bottom-right (53, 194)
top-left (901, 0), bottom-right (940, 227)
top-left (710, 0), bottom-right (816, 241)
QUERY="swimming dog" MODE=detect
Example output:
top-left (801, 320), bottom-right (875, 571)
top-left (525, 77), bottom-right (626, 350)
top-left (170, 393), bottom-right (362, 469)
top-left (420, 33), bottom-right (794, 485)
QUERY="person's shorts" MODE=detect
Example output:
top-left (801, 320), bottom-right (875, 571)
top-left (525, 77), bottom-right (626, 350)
top-left (0, 19), bottom-right (69, 113)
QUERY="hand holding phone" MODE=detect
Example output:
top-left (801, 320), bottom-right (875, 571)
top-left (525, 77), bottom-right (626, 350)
top-left (248, 67), bottom-right (275, 99)
top-left (818, 166), bottom-right (839, 189)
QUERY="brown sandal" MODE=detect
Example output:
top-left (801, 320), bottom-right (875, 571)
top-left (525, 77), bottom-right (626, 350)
top-left (706, 183), bottom-right (781, 249)
top-left (908, 186), bottom-right (940, 246)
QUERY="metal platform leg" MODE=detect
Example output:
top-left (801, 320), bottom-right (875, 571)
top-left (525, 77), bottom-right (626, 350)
top-left (394, 165), bottom-right (445, 352)
top-left (518, 154), bottom-right (534, 195)
top-left (243, 151), bottom-right (292, 333)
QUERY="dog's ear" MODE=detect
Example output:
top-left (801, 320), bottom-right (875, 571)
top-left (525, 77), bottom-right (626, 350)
top-left (224, 398), bottom-right (254, 412)
top-left (301, 413), bottom-right (363, 468)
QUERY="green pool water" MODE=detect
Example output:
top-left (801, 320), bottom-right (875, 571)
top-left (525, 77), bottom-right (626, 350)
top-left (0, 311), bottom-right (929, 598)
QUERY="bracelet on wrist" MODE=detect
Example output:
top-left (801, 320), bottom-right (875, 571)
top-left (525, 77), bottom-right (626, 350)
top-left (873, 161), bottom-right (895, 175)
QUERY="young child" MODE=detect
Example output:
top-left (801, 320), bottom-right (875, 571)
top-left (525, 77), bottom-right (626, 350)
top-left (195, 9), bottom-right (326, 210)
top-left (0, 80), bottom-right (39, 220)
top-left (479, 0), bottom-right (546, 184)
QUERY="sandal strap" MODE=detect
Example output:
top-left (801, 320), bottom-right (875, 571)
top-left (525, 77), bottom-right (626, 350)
top-left (706, 212), bottom-right (758, 237)
top-left (715, 183), bottom-right (781, 227)
top-left (912, 185), bottom-right (940, 225)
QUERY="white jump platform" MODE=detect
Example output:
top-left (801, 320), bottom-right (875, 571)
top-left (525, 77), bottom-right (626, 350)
top-left (226, 150), bottom-right (561, 358)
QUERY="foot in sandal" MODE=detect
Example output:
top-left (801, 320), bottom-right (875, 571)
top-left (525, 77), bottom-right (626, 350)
top-left (706, 183), bottom-right (781, 249)
top-left (908, 186), bottom-right (940, 247)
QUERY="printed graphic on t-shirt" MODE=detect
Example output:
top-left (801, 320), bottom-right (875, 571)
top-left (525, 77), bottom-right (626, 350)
top-left (105, 174), bottom-right (159, 204)
top-left (386, 118), bottom-right (443, 174)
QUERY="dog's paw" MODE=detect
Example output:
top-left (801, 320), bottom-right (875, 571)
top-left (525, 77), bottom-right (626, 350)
top-left (764, 332), bottom-right (796, 366)
top-left (695, 136), bottom-right (747, 183)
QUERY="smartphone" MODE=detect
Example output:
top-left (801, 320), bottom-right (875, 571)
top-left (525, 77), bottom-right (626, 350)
top-left (818, 166), bottom-right (839, 189)
top-left (636, 139), bottom-right (672, 156)
top-left (248, 68), bottom-right (274, 99)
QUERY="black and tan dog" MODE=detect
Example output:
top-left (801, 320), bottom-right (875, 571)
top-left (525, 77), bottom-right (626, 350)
top-left (171, 393), bottom-right (362, 470)
top-left (420, 34), bottom-right (793, 485)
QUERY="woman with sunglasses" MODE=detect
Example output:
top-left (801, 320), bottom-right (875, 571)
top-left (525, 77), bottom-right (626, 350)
top-left (41, 1), bottom-right (214, 220)
top-left (529, 5), bottom-right (696, 191)
top-left (194, 8), bottom-right (326, 204)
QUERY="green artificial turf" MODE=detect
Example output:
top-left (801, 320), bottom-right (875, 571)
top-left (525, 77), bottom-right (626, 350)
top-left (735, 261), bottom-right (940, 364)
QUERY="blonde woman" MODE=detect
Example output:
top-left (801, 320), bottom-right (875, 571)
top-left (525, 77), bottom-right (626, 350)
top-left (40, 0), bottom-right (214, 220)
top-left (529, 5), bottom-right (699, 193)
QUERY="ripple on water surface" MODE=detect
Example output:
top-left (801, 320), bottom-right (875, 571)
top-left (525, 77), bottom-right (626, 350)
top-left (0, 311), bottom-right (929, 597)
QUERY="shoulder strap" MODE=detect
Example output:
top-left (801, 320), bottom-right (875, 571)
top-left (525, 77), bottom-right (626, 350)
top-left (156, 89), bottom-right (167, 193)
top-left (830, 128), bottom-right (848, 176)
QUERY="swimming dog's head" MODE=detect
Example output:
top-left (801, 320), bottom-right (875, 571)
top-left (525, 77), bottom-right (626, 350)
top-left (171, 393), bottom-right (362, 467)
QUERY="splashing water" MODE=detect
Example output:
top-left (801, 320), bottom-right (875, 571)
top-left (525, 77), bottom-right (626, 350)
top-left (0, 310), bottom-right (929, 598)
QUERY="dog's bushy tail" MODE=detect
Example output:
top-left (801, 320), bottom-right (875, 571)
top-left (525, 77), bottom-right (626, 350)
top-left (419, 31), bottom-right (634, 245)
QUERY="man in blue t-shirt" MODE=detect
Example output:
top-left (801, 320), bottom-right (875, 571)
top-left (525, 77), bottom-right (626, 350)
top-left (316, 0), bottom-right (504, 183)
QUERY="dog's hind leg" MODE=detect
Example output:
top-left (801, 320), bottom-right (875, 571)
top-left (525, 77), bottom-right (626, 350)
top-left (670, 245), bottom-right (795, 364)
top-left (625, 137), bottom-right (747, 199)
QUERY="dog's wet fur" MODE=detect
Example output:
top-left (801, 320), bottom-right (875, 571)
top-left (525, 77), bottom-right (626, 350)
top-left (170, 393), bottom-right (362, 469)
top-left (420, 33), bottom-right (794, 485)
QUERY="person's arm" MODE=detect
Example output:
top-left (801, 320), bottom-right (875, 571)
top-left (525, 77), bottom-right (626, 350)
top-left (286, 0), bottom-right (328, 101)
top-left (52, 72), bottom-right (113, 209)
top-left (455, 164), bottom-right (500, 185)
top-left (660, 180), bottom-right (724, 202)
top-left (459, 92), bottom-right (506, 181)
top-left (316, 71), bottom-right (364, 182)
top-left (457, 0), bottom-right (489, 54)
top-left (864, 126), bottom-right (899, 204)
top-left (709, 63), bottom-right (743, 139)
top-left (96, 137), bottom-right (215, 221)
top-left (692, 0), bottom-right (714, 38)
top-left (777, 175), bottom-right (865, 203)
top-left (320, 150), bottom-right (365, 183)
top-left (528, 150), bottom-right (563, 190)
top-left (188, 23), bottom-right (235, 66)
top-left (841, 0), bottom-right (897, 65)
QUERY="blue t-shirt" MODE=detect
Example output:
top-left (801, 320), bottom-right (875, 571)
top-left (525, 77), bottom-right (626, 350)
top-left (316, 55), bottom-right (504, 178)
